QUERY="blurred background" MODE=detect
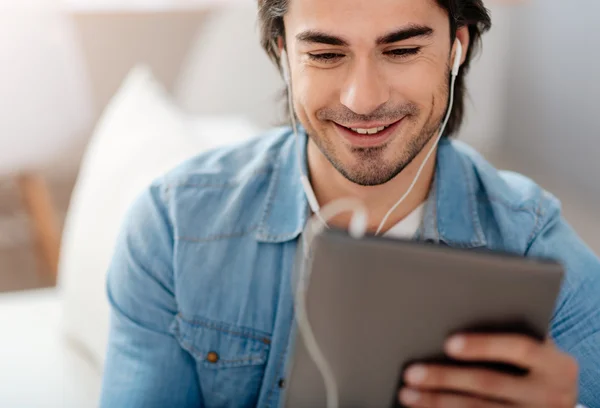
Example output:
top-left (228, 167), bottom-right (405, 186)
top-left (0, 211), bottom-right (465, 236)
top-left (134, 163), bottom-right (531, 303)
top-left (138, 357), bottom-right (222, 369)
top-left (0, 0), bottom-right (597, 406)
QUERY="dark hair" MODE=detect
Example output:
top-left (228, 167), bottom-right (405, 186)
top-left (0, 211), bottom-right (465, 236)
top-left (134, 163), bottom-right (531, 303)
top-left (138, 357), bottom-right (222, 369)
top-left (257, 0), bottom-right (491, 137)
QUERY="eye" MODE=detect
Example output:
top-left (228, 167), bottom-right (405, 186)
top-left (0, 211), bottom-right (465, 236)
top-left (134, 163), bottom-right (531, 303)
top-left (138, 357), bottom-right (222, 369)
top-left (385, 47), bottom-right (421, 59)
top-left (307, 52), bottom-right (345, 63)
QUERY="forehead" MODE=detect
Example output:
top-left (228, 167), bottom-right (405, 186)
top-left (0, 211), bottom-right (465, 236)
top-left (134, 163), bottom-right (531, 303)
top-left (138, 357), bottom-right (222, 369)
top-left (285, 0), bottom-right (448, 41)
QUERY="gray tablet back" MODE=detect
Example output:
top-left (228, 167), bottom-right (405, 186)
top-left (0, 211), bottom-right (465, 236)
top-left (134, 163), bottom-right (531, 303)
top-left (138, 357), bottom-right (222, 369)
top-left (283, 229), bottom-right (564, 408)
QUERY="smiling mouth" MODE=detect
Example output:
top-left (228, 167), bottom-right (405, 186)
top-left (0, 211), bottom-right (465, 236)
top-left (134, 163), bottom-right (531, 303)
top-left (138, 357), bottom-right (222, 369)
top-left (333, 118), bottom-right (405, 149)
top-left (337, 122), bottom-right (400, 136)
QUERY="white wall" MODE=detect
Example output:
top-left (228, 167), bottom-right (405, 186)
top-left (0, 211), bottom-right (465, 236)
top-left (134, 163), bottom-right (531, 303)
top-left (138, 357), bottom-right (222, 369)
top-left (503, 0), bottom-right (600, 196)
top-left (459, 2), bottom-right (513, 155)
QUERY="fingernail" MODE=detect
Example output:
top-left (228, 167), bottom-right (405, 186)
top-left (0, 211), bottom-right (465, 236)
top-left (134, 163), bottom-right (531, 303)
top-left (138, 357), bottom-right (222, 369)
top-left (447, 335), bottom-right (466, 354)
top-left (405, 365), bottom-right (427, 384)
top-left (400, 388), bottom-right (421, 404)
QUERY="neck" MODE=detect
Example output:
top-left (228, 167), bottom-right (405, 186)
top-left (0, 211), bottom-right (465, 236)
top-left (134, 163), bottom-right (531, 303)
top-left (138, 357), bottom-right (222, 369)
top-left (307, 137), bottom-right (438, 234)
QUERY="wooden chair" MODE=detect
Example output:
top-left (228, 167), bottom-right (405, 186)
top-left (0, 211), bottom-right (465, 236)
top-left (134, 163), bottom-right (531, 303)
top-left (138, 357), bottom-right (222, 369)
top-left (17, 173), bottom-right (61, 285)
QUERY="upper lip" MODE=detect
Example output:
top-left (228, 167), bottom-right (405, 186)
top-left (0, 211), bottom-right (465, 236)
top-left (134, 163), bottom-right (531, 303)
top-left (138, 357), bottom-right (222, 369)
top-left (335, 119), bottom-right (403, 129)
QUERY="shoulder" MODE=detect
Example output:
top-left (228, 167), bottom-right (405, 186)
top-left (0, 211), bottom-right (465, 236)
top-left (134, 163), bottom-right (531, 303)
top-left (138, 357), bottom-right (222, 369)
top-left (451, 140), bottom-right (559, 213)
top-left (449, 140), bottom-right (562, 252)
top-left (450, 141), bottom-right (600, 306)
top-left (147, 126), bottom-right (294, 242)
top-left (159, 126), bottom-right (293, 188)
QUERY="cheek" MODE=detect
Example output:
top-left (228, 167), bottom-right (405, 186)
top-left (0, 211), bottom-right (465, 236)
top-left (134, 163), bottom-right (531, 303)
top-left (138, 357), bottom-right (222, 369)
top-left (388, 64), bottom-right (443, 108)
top-left (295, 70), bottom-right (339, 118)
top-left (294, 60), bottom-right (446, 123)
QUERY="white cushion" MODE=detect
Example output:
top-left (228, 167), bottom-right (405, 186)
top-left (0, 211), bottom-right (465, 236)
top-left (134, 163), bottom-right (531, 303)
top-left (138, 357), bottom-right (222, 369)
top-left (57, 65), bottom-right (258, 371)
top-left (0, 288), bottom-right (101, 408)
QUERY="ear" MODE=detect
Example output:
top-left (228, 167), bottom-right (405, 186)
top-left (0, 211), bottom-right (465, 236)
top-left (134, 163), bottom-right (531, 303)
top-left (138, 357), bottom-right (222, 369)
top-left (277, 36), bottom-right (285, 56)
top-left (454, 26), bottom-right (470, 66)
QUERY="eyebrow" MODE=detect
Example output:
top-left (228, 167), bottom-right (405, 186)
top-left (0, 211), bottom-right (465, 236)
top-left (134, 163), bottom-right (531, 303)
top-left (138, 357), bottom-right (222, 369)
top-left (295, 24), bottom-right (434, 47)
top-left (376, 24), bottom-right (434, 45)
top-left (296, 30), bottom-right (349, 46)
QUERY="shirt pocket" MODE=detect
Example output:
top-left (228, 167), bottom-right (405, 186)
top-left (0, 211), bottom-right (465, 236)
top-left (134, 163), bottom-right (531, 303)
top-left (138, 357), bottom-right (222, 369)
top-left (171, 313), bottom-right (272, 408)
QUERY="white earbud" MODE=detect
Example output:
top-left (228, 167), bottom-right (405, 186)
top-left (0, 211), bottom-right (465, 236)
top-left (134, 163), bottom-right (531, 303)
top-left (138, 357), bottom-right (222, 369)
top-left (281, 49), bottom-right (291, 85)
top-left (452, 40), bottom-right (463, 77)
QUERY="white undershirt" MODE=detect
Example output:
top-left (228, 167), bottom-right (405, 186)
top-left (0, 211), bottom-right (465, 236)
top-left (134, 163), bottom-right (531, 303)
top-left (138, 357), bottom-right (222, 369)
top-left (382, 203), bottom-right (426, 240)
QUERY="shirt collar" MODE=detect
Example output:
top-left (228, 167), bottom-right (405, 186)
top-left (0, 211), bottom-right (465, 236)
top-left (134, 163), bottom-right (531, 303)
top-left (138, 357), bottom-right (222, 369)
top-left (420, 139), bottom-right (487, 248)
top-left (256, 129), bottom-right (487, 249)
top-left (255, 128), bottom-right (310, 243)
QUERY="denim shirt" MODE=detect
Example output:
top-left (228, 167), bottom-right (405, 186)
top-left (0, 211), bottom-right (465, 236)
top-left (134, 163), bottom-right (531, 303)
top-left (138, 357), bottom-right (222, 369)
top-left (100, 128), bottom-right (600, 407)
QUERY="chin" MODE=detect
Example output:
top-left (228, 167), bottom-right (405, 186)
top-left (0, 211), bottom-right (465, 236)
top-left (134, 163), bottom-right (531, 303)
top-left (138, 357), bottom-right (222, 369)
top-left (333, 148), bottom-right (404, 186)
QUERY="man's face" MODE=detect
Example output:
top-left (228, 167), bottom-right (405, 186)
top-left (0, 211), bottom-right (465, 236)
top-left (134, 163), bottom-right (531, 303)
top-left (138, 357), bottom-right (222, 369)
top-left (283, 0), bottom-right (454, 186)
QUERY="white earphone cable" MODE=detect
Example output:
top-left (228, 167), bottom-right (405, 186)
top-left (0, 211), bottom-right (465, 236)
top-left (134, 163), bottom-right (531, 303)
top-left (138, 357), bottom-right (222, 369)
top-left (296, 198), bottom-right (368, 408)
top-left (374, 71), bottom-right (458, 235)
top-left (287, 82), bottom-right (329, 226)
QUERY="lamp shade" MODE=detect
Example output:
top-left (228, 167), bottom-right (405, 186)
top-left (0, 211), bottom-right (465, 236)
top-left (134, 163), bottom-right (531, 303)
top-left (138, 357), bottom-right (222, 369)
top-left (0, 2), bottom-right (93, 175)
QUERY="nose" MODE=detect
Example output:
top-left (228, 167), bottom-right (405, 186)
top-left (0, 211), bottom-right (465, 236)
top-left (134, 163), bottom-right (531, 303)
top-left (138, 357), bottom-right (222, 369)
top-left (340, 58), bottom-right (390, 116)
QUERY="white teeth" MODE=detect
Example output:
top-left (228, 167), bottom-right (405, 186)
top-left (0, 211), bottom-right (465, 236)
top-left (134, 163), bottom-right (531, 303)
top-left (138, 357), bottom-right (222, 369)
top-left (350, 125), bottom-right (389, 135)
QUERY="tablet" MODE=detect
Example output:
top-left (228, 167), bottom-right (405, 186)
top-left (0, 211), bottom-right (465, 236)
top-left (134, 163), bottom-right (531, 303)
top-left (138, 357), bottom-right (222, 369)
top-left (283, 228), bottom-right (564, 408)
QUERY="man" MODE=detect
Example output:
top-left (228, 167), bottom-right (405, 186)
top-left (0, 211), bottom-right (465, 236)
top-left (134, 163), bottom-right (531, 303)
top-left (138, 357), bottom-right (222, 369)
top-left (100, 0), bottom-right (600, 407)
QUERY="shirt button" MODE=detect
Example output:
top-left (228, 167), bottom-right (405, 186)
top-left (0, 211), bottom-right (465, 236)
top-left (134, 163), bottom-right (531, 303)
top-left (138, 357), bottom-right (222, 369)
top-left (278, 378), bottom-right (285, 389)
top-left (206, 352), bottom-right (220, 364)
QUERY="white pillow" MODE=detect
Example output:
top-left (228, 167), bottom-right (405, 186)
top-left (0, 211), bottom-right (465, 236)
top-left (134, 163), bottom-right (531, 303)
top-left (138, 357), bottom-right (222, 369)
top-left (57, 65), bottom-right (258, 371)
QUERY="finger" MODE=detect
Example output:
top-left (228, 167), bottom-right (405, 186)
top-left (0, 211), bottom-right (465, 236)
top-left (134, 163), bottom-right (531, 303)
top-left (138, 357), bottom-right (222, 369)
top-left (398, 388), bottom-right (508, 408)
top-left (445, 334), bottom-right (547, 370)
top-left (403, 364), bottom-right (526, 403)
